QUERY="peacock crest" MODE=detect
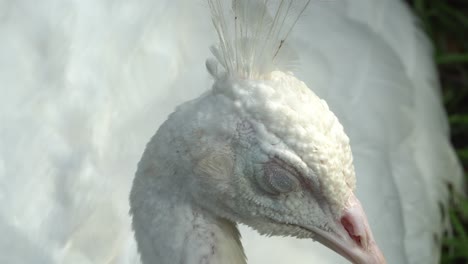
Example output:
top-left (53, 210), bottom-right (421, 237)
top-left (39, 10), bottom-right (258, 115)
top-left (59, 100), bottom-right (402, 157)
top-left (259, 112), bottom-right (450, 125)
top-left (207, 0), bottom-right (311, 79)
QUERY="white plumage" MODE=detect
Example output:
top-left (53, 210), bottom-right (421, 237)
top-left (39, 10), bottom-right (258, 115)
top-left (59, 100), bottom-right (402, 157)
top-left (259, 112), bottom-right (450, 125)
top-left (0, 0), bottom-right (462, 264)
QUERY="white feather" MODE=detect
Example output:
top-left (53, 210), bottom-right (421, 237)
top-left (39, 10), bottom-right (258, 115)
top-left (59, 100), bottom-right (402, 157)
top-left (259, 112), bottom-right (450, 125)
top-left (0, 0), bottom-right (462, 263)
top-left (207, 0), bottom-right (309, 79)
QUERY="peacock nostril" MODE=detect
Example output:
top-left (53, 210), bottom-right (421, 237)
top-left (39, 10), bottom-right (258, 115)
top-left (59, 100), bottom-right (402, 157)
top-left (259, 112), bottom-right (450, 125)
top-left (351, 234), bottom-right (362, 247)
top-left (341, 214), bottom-right (365, 248)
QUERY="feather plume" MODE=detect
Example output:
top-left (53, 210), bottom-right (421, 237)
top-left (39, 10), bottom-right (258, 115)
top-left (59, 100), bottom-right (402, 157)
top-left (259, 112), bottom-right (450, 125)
top-left (207, 0), bottom-right (310, 79)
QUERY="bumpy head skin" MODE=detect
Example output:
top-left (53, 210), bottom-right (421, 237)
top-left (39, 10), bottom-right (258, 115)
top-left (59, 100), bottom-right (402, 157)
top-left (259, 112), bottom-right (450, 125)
top-left (189, 70), bottom-right (352, 233)
top-left (180, 71), bottom-right (384, 263)
top-left (222, 71), bottom-right (356, 213)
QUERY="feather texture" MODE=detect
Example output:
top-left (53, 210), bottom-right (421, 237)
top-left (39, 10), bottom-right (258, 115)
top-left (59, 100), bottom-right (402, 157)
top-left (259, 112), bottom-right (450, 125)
top-left (0, 0), bottom-right (462, 263)
top-left (208, 0), bottom-right (310, 79)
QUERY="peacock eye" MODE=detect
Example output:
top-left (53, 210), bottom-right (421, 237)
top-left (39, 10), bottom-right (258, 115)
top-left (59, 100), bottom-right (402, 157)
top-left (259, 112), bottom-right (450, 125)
top-left (259, 162), bottom-right (300, 194)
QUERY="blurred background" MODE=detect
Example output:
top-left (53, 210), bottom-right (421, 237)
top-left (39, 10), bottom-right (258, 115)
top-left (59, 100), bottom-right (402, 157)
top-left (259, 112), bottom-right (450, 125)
top-left (406, 0), bottom-right (468, 263)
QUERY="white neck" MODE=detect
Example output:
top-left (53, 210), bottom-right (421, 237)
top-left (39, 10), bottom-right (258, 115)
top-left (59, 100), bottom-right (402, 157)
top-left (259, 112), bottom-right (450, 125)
top-left (130, 119), bottom-right (246, 264)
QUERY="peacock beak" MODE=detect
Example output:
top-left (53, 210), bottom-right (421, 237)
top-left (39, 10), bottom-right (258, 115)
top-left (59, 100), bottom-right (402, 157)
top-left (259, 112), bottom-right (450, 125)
top-left (308, 195), bottom-right (386, 264)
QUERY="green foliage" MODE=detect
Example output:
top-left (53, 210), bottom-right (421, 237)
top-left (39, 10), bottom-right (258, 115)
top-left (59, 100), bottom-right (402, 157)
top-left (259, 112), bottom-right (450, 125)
top-left (407, 0), bottom-right (468, 263)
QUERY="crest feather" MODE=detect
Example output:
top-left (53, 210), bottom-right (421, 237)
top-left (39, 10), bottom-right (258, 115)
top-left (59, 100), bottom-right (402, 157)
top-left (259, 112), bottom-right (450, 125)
top-left (208, 0), bottom-right (311, 79)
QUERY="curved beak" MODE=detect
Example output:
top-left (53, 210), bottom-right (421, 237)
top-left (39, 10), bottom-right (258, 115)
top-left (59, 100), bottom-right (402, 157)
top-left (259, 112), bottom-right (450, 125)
top-left (310, 195), bottom-right (386, 264)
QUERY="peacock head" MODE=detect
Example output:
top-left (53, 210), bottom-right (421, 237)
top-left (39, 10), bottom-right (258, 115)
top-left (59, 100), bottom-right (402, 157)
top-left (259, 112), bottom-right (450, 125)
top-left (182, 69), bottom-right (385, 264)
top-left (146, 0), bottom-right (386, 263)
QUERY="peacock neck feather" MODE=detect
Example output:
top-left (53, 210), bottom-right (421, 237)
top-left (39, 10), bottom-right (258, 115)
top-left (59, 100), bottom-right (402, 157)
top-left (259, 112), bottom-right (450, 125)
top-left (130, 106), bottom-right (247, 264)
